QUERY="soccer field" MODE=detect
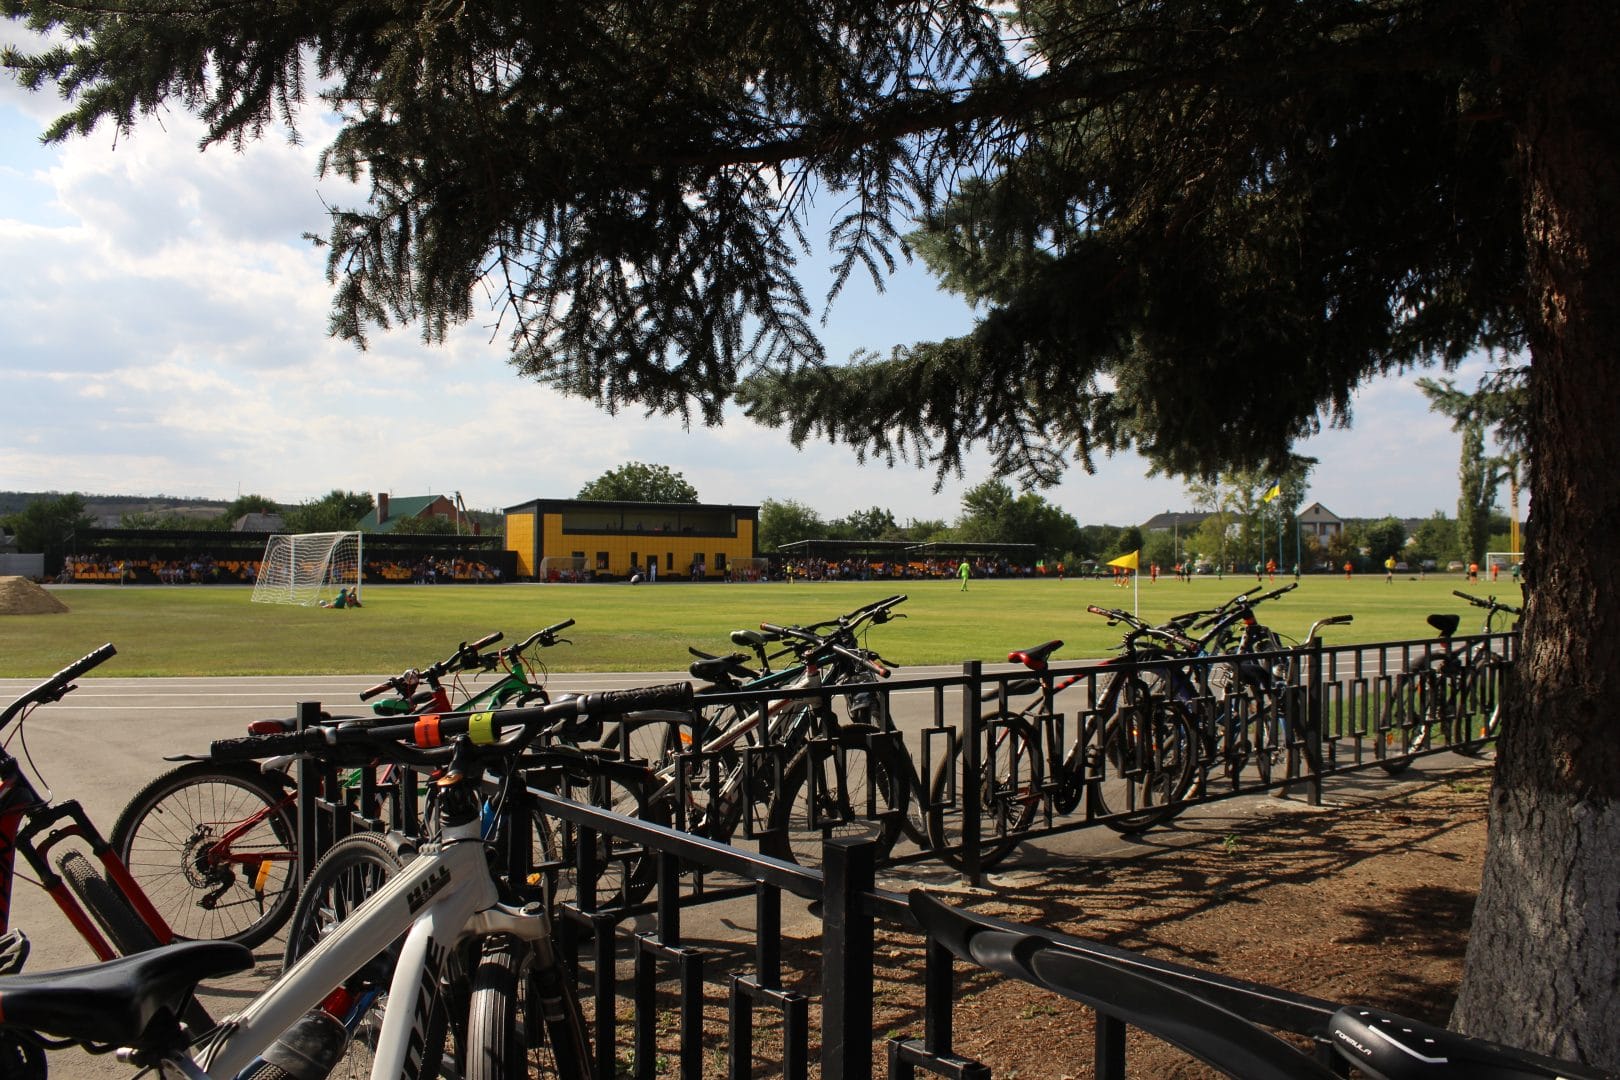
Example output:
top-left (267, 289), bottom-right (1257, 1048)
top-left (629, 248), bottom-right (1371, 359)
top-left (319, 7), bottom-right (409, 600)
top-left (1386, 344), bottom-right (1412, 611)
top-left (0, 574), bottom-right (1522, 677)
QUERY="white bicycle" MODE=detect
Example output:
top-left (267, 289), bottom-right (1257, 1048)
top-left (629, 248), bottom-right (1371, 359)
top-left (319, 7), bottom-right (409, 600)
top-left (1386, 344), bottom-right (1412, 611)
top-left (0, 682), bottom-right (695, 1080)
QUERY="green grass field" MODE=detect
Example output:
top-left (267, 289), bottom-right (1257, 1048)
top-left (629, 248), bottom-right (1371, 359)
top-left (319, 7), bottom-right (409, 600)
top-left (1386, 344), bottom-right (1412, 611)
top-left (0, 574), bottom-right (1524, 678)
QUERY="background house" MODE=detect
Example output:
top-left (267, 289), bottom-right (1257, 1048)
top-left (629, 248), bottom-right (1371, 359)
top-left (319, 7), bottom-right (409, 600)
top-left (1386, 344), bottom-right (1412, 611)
top-left (358, 493), bottom-right (470, 533)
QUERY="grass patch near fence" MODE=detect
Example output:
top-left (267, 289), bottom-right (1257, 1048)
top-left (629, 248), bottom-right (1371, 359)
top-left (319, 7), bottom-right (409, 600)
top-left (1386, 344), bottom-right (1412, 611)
top-left (0, 575), bottom-right (1522, 678)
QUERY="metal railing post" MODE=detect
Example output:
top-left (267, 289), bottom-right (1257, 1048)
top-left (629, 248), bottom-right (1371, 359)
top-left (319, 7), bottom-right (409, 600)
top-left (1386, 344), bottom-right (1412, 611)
top-left (822, 836), bottom-right (876, 1080)
top-left (294, 700), bottom-right (321, 885)
top-left (1306, 639), bottom-right (1325, 807)
top-left (960, 660), bottom-right (983, 885)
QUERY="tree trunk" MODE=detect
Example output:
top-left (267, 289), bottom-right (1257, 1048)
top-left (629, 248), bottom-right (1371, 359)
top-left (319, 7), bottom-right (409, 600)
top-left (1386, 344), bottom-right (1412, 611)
top-left (1452, 1), bottom-right (1620, 1068)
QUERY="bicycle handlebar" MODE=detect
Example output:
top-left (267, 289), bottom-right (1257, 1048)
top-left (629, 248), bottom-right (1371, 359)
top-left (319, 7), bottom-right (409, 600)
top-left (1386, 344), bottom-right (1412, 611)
top-left (2, 643), bottom-right (118, 726)
top-left (758, 621), bottom-right (892, 678)
top-left (1453, 590), bottom-right (1523, 616)
top-left (211, 683), bottom-right (696, 764)
top-left (359, 631), bottom-right (511, 701)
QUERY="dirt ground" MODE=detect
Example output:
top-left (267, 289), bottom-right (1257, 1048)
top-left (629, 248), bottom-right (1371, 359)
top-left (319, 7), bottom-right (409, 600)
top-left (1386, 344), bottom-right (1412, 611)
top-left (780, 761), bottom-right (1490, 1078)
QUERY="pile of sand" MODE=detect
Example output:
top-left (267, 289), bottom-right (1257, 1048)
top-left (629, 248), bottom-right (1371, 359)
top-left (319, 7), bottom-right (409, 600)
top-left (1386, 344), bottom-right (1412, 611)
top-left (0, 576), bottom-right (70, 615)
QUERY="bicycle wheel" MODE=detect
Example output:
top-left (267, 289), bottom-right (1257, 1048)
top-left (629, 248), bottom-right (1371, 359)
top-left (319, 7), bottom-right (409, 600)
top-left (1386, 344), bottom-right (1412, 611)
top-left (282, 832), bottom-right (451, 1080)
top-left (57, 849), bottom-right (159, 957)
top-left (762, 723), bottom-right (907, 869)
top-left (111, 761), bottom-right (298, 949)
top-left (1091, 698), bottom-right (1195, 833)
top-left (466, 933), bottom-right (590, 1080)
top-left (539, 760), bottom-right (670, 912)
top-left (929, 713), bottom-right (1041, 872)
top-left (1379, 656), bottom-right (1441, 774)
top-left (1452, 650), bottom-right (1506, 756)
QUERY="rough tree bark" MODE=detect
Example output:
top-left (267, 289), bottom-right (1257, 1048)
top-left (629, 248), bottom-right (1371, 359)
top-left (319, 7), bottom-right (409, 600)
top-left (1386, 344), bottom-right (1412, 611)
top-left (1452, 0), bottom-right (1620, 1068)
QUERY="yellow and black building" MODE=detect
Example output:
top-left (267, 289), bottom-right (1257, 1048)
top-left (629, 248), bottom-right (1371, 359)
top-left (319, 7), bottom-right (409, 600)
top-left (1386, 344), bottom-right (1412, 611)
top-left (503, 499), bottom-right (759, 581)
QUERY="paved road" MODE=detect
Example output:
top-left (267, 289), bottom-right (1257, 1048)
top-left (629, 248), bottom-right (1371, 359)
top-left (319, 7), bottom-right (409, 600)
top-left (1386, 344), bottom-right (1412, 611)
top-left (0, 671), bottom-right (1466, 1078)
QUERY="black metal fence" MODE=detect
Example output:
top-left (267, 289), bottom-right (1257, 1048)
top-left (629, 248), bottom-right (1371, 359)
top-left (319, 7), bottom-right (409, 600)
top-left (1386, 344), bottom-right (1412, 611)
top-left (299, 629), bottom-right (1516, 1076)
top-left (543, 630), bottom-right (1512, 1077)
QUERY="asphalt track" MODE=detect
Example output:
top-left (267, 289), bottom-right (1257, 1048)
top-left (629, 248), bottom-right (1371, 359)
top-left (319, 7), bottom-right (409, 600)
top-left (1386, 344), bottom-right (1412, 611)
top-left (0, 671), bottom-right (1461, 1078)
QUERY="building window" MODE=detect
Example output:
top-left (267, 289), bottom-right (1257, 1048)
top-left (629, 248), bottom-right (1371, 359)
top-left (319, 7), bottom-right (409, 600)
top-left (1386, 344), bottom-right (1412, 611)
top-left (596, 552), bottom-right (609, 570)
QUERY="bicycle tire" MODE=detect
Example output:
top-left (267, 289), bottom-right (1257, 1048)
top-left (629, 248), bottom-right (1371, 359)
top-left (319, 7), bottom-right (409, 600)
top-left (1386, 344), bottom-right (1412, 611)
top-left (57, 849), bottom-right (160, 957)
top-left (111, 761), bottom-right (298, 949)
top-left (282, 832), bottom-right (452, 1080)
top-left (762, 723), bottom-right (907, 868)
top-left (929, 713), bottom-right (1040, 871)
top-left (1452, 648), bottom-right (1506, 756)
top-left (539, 760), bottom-right (669, 912)
top-left (57, 850), bottom-right (218, 1038)
top-left (466, 934), bottom-right (590, 1080)
top-left (1092, 698), bottom-right (1195, 833)
top-left (1378, 655), bottom-right (1442, 774)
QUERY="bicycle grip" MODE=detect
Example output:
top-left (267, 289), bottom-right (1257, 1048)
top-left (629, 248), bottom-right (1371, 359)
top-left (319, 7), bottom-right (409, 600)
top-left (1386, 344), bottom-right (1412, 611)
top-left (578, 683), bottom-right (694, 715)
top-left (54, 642), bottom-right (117, 685)
top-left (358, 680), bottom-right (395, 702)
top-left (468, 631), bottom-right (504, 652)
top-left (543, 618), bottom-right (576, 636)
top-left (209, 729), bottom-right (331, 761)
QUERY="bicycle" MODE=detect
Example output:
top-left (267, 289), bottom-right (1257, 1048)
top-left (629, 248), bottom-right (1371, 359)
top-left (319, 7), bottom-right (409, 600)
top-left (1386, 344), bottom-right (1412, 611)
top-left (0, 646), bottom-right (187, 963)
top-left (1379, 590), bottom-right (1521, 774)
top-left (928, 618), bottom-right (1205, 870)
top-left (0, 683), bottom-right (693, 1080)
top-left (109, 627), bottom-right (572, 948)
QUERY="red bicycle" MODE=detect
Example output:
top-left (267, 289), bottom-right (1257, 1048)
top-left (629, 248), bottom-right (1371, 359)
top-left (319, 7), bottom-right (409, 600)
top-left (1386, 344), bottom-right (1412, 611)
top-left (0, 645), bottom-right (189, 962)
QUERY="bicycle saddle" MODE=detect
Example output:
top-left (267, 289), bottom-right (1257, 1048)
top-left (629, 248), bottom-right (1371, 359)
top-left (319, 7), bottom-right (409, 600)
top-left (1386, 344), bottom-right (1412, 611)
top-left (1007, 640), bottom-right (1064, 671)
top-left (0, 940), bottom-right (251, 1048)
top-left (689, 652), bottom-right (758, 684)
top-left (730, 629), bottom-right (780, 649)
top-left (1427, 613), bottom-right (1461, 638)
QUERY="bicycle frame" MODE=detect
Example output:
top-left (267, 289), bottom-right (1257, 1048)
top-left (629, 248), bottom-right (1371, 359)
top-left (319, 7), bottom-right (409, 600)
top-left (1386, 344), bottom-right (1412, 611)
top-left (0, 648), bottom-right (181, 962)
top-left (200, 819), bottom-right (544, 1080)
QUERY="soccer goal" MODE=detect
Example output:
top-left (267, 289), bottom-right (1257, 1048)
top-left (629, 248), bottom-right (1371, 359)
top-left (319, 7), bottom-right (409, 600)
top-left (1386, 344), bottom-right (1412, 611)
top-left (538, 555), bottom-right (587, 583)
top-left (1484, 552), bottom-right (1522, 576)
top-left (252, 532), bottom-right (363, 606)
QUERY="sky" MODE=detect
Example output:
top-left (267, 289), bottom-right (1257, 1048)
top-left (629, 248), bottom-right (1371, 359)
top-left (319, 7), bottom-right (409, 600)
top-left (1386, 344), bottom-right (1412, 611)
top-left (0, 29), bottom-right (1517, 529)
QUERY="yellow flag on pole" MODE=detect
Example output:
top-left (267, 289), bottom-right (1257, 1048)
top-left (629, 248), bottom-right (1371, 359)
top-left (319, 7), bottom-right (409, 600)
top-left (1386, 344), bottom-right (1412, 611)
top-left (1262, 483), bottom-right (1282, 504)
top-left (1107, 550), bottom-right (1140, 571)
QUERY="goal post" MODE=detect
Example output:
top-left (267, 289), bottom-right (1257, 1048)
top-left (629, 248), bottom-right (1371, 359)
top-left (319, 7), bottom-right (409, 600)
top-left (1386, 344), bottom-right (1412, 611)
top-left (1484, 552), bottom-right (1522, 576)
top-left (252, 532), bottom-right (364, 606)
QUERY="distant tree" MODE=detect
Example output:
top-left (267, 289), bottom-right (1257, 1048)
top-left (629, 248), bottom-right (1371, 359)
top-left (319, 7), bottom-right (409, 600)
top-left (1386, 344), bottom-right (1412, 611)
top-left (1363, 517), bottom-right (1409, 563)
top-left (1419, 379), bottom-right (1510, 568)
top-left (899, 518), bottom-right (949, 543)
top-left (2, 493), bottom-right (94, 568)
top-left (758, 498), bottom-right (824, 553)
top-left (1112, 526), bottom-right (1143, 559)
top-left (1142, 528), bottom-right (1177, 572)
top-left (576, 463), bottom-right (698, 503)
top-left (1410, 512), bottom-right (1460, 566)
top-left (827, 506), bottom-right (897, 541)
top-left (221, 494), bottom-right (281, 523)
top-left (283, 490), bottom-right (374, 534)
top-left (118, 510), bottom-right (203, 530)
top-left (953, 478), bottom-right (1079, 559)
top-left (1186, 514), bottom-right (1229, 570)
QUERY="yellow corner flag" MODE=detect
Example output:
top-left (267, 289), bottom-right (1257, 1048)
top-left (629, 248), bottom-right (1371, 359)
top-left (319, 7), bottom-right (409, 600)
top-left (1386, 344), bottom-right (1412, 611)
top-left (1262, 483), bottom-right (1282, 504)
top-left (1107, 550), bottom-right (1140, 571)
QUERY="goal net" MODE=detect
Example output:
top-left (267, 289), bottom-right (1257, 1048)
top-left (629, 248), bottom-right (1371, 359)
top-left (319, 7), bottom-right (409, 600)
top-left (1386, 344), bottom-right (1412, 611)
top-left (538, 556), bottom-right (587, 583)
top-left (252, 532), bottom-right (363, 606)
top-left (1484, 552), bottom-right (1522, 575)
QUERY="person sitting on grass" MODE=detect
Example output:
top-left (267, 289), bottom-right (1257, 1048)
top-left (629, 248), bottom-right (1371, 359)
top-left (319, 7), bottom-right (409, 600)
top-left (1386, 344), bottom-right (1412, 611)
top-left (320, 587), bottom-right (360, 609)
